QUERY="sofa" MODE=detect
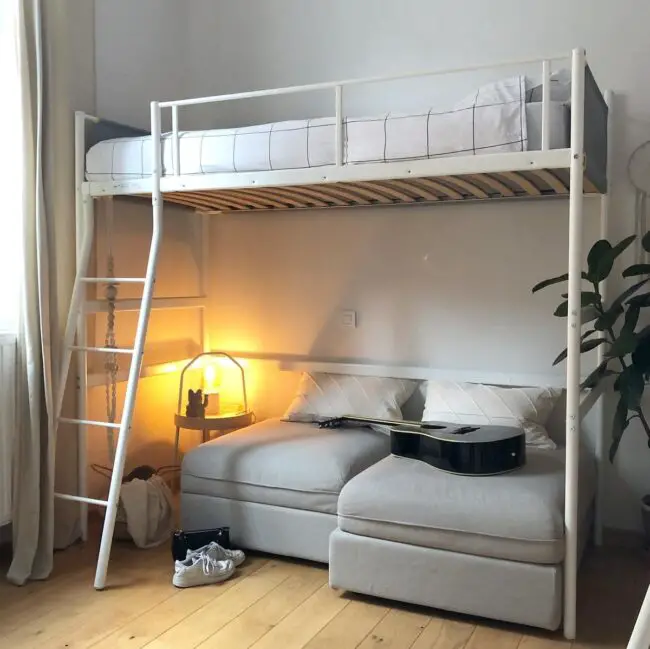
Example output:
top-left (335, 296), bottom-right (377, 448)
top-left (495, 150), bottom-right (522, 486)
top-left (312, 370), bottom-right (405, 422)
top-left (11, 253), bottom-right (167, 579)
top-left (180, 383), bottom-right (596, 631)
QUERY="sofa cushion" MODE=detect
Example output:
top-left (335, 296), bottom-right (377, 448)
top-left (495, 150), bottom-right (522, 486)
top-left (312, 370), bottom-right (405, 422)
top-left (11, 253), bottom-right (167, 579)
top-left (181, 418), bottom-right (389, 515)
top-left (284, 372), bottom-right (417, 425)
top-left (337, 448), bottom-right (596, 564)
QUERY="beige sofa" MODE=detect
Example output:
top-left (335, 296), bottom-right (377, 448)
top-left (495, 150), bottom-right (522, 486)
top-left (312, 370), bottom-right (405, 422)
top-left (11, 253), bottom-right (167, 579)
top-left (180, 386), bottom-right (596, 631)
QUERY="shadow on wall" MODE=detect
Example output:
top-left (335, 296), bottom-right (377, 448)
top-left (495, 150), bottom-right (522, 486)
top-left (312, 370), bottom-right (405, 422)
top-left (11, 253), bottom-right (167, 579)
top-left (202, 197), bottom-right (602, 424)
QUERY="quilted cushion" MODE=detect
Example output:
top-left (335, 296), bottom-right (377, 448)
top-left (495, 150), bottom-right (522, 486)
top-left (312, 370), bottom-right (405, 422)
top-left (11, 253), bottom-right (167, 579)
top-left (284, 372), bottom-right (417, 424)
top-left (337, 449), bottom-right (596, 564)
top-left (422, 380), bottom-right (561, 449)
top-left (181, 418), bottom-right (390, 514)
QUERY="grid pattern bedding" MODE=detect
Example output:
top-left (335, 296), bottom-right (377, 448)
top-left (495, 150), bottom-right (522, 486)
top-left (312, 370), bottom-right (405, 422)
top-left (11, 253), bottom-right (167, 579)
top-left (86, 76), bottom-right (566, 182)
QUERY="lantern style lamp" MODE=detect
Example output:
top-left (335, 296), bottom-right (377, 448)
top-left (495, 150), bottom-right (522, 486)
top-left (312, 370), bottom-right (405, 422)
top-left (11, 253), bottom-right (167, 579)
top-left (173, 351), bottom-right (254, 466)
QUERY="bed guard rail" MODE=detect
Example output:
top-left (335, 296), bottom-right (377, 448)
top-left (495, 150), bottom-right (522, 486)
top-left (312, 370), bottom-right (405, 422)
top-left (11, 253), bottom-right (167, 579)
top-left (156, 50), bottom-right (588, 177)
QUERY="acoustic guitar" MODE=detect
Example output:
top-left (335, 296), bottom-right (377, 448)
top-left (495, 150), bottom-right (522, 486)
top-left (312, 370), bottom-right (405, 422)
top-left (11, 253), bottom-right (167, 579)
top-left (319, 415), bottom-right (526, 476)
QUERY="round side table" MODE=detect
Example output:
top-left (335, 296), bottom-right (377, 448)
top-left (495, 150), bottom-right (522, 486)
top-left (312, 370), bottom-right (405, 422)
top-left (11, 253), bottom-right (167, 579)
top-left (173, 410), bottom-right (254, 466)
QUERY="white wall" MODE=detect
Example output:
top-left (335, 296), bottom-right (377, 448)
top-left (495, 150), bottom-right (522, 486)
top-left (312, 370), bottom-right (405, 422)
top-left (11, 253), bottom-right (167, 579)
top-left (94, 0), bottom-right (650, 531)
top-left (95, 0), bottom-right (189, 130)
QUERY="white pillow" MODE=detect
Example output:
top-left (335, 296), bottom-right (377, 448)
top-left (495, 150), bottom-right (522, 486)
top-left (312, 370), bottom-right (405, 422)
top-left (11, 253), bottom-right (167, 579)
top-left (422, 380), bottom-right (561, 449)
top-left (284, 372), bottom-right (417, 424)
top-left (526, 69), bottom-right (572, 103)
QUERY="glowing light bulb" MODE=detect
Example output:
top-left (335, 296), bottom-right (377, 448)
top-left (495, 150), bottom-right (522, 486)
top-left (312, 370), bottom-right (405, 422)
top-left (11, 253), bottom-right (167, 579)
top-left (203, 363), bottom-right (221, 415)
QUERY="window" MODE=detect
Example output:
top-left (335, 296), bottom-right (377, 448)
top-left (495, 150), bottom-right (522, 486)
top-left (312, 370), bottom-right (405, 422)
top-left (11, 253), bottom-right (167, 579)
top-left (0, 0), bottom-right (24, 334)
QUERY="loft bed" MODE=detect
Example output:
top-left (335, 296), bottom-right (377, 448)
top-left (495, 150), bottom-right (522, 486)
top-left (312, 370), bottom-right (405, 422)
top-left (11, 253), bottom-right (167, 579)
top-left (83, 62), bottom-right (607, 208)
top-left (54, 48), bottom-right (610, 641)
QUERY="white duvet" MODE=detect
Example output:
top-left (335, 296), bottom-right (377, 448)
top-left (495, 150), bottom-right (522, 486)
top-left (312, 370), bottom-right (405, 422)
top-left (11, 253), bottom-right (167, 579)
top-left (86, 76), bottom-right (529, 181)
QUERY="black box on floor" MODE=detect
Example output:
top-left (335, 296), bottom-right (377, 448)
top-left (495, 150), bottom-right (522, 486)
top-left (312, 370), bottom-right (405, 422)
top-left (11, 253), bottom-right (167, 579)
top-left (172, 527), bottom-right (231, 561)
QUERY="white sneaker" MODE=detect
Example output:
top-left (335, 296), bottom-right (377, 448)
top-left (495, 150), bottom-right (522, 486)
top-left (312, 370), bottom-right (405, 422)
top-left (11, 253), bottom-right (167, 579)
top-left (172, 553), bottom-right (235, 588)
top-left (186, 541), bottom-right (246, 568)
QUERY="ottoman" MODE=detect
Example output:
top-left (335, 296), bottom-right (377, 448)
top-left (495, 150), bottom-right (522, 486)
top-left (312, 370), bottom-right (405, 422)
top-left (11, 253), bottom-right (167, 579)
top-left (329, 449), bottom-right (596, 630)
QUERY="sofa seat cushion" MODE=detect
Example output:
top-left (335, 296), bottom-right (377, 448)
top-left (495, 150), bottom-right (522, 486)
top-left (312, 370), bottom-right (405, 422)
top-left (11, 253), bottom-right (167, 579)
top-left (337, 448), bottom-right (596, 564)
top-left (181, 418), bottom-right (389, 515)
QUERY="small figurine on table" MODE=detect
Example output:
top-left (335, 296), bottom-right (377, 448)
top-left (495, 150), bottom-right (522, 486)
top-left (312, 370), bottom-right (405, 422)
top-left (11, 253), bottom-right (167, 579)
top-left (186, 389), bottom-right (209, 418)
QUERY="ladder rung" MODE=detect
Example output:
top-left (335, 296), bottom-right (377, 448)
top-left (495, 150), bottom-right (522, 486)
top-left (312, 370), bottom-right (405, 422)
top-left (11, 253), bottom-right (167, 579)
top-left (59, 417), bottom-right (121, 429)
top-left (80, 277), bottom-right (147, 284)
top-left (71, 346), bottom-right (135, 355)
top-left (55, 493), bottom-right (109, 507)
top-left (85, 296), bottom-right (206, 314)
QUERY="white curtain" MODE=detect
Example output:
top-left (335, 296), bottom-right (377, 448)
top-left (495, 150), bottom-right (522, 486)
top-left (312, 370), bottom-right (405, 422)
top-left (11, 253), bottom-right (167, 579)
top-left (5, 0), bottom-right (83, 585)
top-left (5, 0), bottom-right (55, 585)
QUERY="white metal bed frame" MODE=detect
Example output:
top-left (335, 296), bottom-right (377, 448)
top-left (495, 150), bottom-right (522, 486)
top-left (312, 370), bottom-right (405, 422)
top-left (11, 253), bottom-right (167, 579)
top-left (54, 47), bottom-right (610, 640)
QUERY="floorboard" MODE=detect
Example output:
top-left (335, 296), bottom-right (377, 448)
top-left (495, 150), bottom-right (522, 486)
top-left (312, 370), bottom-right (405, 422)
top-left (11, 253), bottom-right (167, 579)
top-left (303, 599), bottom-right (390, 649)
top-left (1, 532), bottom-right (647, 649)
top-left (356, 608), bottom-right (430, 648)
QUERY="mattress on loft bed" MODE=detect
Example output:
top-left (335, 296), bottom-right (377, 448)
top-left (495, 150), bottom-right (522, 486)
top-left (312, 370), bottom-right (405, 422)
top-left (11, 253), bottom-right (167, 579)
top-left (86, 76), bottom-right (569, 182)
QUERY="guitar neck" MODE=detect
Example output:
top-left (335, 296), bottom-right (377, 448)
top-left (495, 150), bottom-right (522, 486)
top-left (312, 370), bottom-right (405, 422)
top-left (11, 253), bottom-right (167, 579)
top-left (337, 414), bottom-right (424, 429)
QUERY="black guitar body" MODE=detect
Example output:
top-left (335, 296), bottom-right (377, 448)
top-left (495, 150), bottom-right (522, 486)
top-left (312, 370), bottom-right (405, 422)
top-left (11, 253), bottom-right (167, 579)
top-left (318, 415), bottom-right (526, 475)
top-left (390, 423), bottom-right (526, 476)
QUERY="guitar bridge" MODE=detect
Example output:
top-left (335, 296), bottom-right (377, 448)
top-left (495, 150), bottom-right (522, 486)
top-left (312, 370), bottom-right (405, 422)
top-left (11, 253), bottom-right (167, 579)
top-left (451, 426), bottom-right (479, 435)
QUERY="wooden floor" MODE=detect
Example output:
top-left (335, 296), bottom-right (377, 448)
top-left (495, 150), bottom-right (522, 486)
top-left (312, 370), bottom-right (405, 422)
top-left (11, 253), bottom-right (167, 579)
top-left (1, 531), bottom-right (648, 649)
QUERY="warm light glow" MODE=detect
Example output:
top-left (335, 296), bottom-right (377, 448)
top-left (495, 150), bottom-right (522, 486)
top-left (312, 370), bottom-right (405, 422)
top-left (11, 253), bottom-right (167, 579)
top-left (203, 363), bottom-right (222, 394)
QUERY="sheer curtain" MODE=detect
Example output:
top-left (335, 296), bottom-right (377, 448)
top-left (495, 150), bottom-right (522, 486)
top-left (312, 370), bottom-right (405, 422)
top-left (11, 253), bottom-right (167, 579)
top-left (3, 0), bottom-right (62, 585)
top-left (0, 0), bottom-right (24, 334)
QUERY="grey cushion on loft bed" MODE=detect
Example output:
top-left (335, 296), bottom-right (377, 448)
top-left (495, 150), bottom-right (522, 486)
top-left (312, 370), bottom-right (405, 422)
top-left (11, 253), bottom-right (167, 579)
top-left (337, 448), bottom-right (597, 565)
top-left (181, 418), bottom-right (389, 515)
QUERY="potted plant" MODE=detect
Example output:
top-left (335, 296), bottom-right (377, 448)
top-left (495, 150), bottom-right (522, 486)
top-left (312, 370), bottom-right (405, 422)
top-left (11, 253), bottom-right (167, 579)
top-left (533, 233), bottom-right (650, 539)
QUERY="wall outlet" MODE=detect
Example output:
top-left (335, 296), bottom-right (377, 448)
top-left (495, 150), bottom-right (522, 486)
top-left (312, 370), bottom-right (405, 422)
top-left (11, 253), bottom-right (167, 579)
top-left (340, 310), bottom-right (357, 329)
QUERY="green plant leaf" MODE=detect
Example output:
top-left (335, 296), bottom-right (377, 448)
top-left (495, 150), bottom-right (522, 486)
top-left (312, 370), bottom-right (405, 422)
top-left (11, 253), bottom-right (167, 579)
top-left (606, 330), bottom-right (637, 359)
top-left (560, 291), bottom-right (601, 307)
top-left (552, 348), bottom-right (567, 366)
top-left (592, 280), bottom-right (647, 332)
top-left (609, 278), bottom-right (650, 314)
top-left (586, 236), bottom-right (636, 284)
top-left (623, 264), bottom-right (650, 277)
top-left (632, 327), bottom-right (650, 373)
top-left (531, 272), bottom-right (590, 293)
top-left (622, 304), bottom-right (641, 336)
top-left (609, 394), bottom-right (630, 462)
top-left (627, 291), bottom-right (650, 307)
top-left (582, 338), bottom-right (607, 353)
top-left (552, 335), bottom-right (606, 366)
top-left (611, 234), bottom-right (637, 259)
top-left (532, 273), bottom-right (569, 293)
top-left (586, 240), bottom-right (613, 283)
top-left (581, 292), bottom-right (601, 307)
top-left (594, 304), bottom-right (624, 331)
top-left (554, 292), bottom-right (603, 318)
top-left (581, 329), bottom-right (597, 341)
top-left (642, 231), bottom-right (650, 253)
top-left (618, 366), bottom-right (646, 410)
top-left (580, 361), bottom-right (616, 389)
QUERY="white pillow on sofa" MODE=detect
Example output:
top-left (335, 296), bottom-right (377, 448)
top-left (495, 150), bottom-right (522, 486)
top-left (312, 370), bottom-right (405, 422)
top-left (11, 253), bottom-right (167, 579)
top-left (422, 380), bottom-right (561, 449)
top-left (284, 372), bottom-right (417, 424)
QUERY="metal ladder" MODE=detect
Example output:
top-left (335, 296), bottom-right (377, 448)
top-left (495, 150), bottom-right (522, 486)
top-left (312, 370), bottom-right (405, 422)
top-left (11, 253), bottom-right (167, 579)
top-left (53, 106), bottom-right (164, 589)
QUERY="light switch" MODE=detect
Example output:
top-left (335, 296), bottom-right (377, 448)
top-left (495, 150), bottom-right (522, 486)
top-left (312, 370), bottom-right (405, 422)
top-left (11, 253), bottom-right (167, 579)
top-left (340, 310), bottom-right (357, 328)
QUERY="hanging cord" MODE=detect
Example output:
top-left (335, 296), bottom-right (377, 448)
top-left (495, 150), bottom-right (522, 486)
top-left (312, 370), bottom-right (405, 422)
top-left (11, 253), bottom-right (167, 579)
top-left (104, 201), bottom-right (118, 463)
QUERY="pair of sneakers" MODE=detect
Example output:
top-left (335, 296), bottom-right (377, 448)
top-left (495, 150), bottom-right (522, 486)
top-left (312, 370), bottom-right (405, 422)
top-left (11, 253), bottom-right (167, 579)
top-left (172, 541), bottom-right (246, 588)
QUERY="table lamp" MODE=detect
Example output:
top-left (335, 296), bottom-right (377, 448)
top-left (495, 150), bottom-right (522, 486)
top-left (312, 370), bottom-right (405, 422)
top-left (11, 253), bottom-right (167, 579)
top-left (174, 351), bottom-right (254, 466)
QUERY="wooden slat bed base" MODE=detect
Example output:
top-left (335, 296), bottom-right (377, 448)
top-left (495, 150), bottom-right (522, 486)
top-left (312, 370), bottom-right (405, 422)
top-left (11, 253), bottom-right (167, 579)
top-left (159, 168), bottom-right (599, 213)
